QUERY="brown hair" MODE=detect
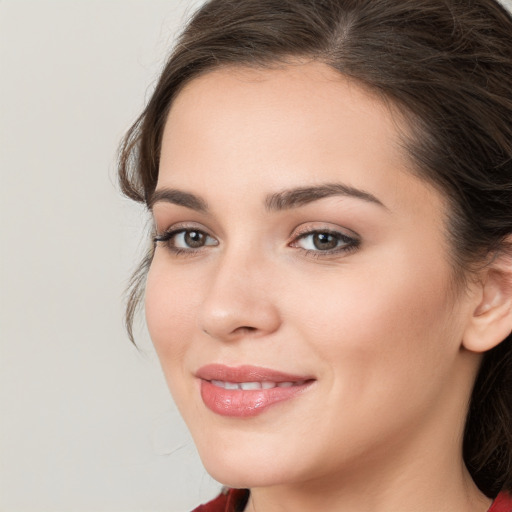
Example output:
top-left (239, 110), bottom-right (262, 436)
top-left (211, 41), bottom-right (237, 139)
top-left (118, 0), bottom-right (512, 498)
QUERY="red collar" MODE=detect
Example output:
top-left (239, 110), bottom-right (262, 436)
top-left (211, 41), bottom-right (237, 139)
top-left (192, 488), bottom-right (249, 512)
top-left (488, 491), bottom-right (512, 512)
top-left (194, 489), bottom-right (512, 512)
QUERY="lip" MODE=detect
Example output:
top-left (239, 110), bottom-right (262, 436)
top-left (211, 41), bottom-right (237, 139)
top-left (196, 364), bottom-right (315, 417)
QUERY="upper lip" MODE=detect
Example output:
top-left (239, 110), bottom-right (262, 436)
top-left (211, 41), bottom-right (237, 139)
top-left (196, 364), bottom-right (314, 383)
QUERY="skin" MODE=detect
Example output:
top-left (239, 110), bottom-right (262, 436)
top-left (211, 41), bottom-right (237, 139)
top-left (145, 62), bottom-right (493, 511)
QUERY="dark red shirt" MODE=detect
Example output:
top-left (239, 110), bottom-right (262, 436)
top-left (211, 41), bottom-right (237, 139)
top-left (192, 488), bottom-right (249, 512)
top-left (192, 488), bottom-right (512, 512)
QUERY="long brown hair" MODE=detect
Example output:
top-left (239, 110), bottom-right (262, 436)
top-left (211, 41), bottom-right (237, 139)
top-left (118, 0), bottom-right (512, 497)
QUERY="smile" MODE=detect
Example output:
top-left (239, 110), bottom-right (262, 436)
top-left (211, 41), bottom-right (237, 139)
top-left (210, 380), bottom-right (307, 390)
top-left (196, 365), bottom-right (315, 417)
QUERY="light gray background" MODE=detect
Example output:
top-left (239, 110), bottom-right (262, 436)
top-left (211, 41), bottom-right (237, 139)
top-left (1, 1), bottom-right (511, 511)
top-left (0, 2), bottom-right (220, 511)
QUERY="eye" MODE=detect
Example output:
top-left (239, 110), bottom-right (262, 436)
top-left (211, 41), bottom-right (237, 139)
top-left (291, 229), bottom-right (359, 254)
top-left (173, 230), bottom-right (215, 249)
top-left (154, 228), bottom-right (218, 252)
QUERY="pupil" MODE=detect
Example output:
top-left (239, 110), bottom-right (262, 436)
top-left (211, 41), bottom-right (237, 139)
top-left (185, 231), bottom-right (205, 248)
top-left (313, 233), bottom-right (337, 250)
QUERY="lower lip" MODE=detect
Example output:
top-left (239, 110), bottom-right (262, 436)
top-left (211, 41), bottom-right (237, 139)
top-left (200, 380), bottom-right (313, 417)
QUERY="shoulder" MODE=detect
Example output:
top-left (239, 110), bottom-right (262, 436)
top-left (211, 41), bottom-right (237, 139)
top-left (192, 488), bottom-right (250, 512)
top-left (489, 491), bottom-right (512, 512)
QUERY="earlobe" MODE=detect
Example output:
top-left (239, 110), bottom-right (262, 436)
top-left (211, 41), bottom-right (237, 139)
top-left (462, 253), bottom-right (512, 353)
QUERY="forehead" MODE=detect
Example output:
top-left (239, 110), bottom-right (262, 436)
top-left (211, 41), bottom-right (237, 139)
top-left (158, 62), bottom-right (445, 221)
top-left (164, 62), bottom-right (404, 163)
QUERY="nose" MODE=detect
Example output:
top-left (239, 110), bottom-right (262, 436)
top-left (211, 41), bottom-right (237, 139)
top-left (197, 250), bottom-right (281, 342)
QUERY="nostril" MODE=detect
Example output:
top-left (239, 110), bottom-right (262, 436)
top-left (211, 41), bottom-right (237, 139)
top-left (235, 326), bottom-right (257, 334)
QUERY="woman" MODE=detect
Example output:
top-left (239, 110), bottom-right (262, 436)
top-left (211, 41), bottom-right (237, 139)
top-left (118, 0), bottom-right (512, 510)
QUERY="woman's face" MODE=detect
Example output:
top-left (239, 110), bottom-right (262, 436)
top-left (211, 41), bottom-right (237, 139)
top-left (146, 62), bottom-right (480, 488)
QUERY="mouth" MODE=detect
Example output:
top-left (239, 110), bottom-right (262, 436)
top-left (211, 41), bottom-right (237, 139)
top-left (196, 364), bottom-right (315, 417)
top-left (210, 379), bottom-right (308, 390)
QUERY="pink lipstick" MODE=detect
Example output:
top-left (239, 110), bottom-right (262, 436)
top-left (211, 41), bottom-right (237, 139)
top-left (196, 364), bottom-right (315, 417)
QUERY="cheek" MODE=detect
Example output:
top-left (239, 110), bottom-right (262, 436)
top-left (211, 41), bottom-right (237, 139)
top-left (274, 253), bottom-right (465, 464)
top-left (290, 248), bottom-right (461, 393)
top-left (144, 256), bottom-right (200, 372)
top-left (144, 256), bottom-right (213, 425)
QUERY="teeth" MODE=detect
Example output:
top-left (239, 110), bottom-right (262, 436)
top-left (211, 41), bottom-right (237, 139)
top-left (240, 382), bottom-right (262, 390)
top-left (210, 380), bottom-right (305, 390)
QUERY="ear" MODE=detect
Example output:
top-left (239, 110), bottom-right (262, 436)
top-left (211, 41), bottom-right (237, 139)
top-left (462, 248), bottom-right (512, 353)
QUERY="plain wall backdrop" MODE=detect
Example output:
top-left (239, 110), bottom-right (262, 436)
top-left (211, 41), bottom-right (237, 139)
top-left (0, 2), bottom-right (220, 511)
top-left (1, 1), bottom-right (512, 511)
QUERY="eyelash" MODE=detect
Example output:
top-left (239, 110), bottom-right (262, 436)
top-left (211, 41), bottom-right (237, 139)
top-left (153, 227), bottom-right (360, 258)
top-left (291, 228), bottom-right (360, 258)
top-left (153, 228), bottom-right (218, 257)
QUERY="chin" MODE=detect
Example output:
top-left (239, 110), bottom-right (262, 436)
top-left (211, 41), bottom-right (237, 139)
top-left (203, 461), bottom-right (289, 489)
top-left (195, 436), bottom-right (298, 489)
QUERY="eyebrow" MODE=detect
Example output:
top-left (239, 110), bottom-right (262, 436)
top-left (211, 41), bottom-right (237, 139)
top-left (149, 183), bottom-right (386, 213)
top-left (264, 183), bottom-right (387, 211)
top-left (149, 188), bottom-right (209, 212)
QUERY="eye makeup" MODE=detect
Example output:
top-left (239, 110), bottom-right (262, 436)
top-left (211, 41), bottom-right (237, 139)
top-left (153, 223), bottom-right (361, 260)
